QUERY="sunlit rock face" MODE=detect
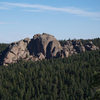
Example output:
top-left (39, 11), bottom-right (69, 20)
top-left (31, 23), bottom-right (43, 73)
top-left (3, 33), bottom-right (99, 66)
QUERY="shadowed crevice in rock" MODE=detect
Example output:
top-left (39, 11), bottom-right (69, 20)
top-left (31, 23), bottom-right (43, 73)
top-left (32, 38), bottom-right (44, 56)
top-left (27, 39), bottom-right (34, 55)
top-left (46, 41), bottom-right (53, 59)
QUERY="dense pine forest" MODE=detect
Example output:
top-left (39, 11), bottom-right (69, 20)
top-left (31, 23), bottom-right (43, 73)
top-left (0, 38), bottom-right (100, 100)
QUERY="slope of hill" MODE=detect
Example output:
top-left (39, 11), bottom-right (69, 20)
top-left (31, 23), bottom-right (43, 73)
top-left (0, 50), bottom-right (100, 100)
top-left (0, 37), bottom-right (100, 100)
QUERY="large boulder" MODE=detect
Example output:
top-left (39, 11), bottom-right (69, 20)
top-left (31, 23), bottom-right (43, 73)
top-left (30, 33), bottom-right (62, 58)
top-left (3, 38), bottom-right (30, 66)
top-left (72, 40), bottom-right (85, 53)
top-left (3, 33), bottom-right (63, 65)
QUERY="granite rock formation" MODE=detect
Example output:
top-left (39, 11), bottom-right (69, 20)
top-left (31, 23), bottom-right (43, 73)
top-left (3, 33), bottom-right (99, 66)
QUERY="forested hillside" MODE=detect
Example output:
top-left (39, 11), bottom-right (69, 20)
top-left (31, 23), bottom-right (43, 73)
top-left (0, 51), bottom-right (100, 100)
top-left (0, 38), bottom-right (100, 100)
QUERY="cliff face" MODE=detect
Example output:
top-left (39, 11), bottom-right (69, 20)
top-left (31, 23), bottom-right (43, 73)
top-left (3, 33), bottom-right (99, 66)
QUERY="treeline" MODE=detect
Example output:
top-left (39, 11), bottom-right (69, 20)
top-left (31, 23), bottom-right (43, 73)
top-left (0, 43), bottom-right (9, 54)
top-left (0, 50), bottom-right (100, 100)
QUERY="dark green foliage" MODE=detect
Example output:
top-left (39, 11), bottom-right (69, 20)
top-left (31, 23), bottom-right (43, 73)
top-left (90, 72), bottom-right (100, 100)
top-left (0, 38), bottom-right (100, 100)
top-left (92, 38), bottom-right (100, 48)
top-left (0, 44), bottom-right (9, 65)
top-left (0, 44), bottom-right (9, 53)
top-left (0, 50), bottom-right (100, 100)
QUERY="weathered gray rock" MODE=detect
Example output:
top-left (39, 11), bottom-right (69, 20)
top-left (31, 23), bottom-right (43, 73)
top-left (85, 41), bottom-right (99, 51)
top-left (3, 38), bottom-right (30, 66)
top-left (37, 53), bottom-right (45, 60)
top-left (31, 33), bottom-right (62, 58)
top-left (3, 33), bottom-right (99, 66)
top-left (60, 40), bottom-right (99, 57)
top-left (3, 34), bottom-right (62, 65)
top-left (72, 40), bottom-right (86, 53)
top-left (56, 49), bottom-right (69, 58)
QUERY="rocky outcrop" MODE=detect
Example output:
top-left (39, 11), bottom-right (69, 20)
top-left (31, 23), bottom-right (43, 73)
top-left (59, 40), bottom-right (99, 57)
top-left (35, 33), bottom-right (62, 58)
top-left (3, 33), bottom-right (99, 66)
top-left (3, 38), bottom-right (31, 66)
top-left (28, 33), bottom-right (62, 58)
top-left (85, 41), bottom-right (99, 51)
top-left (3, 33), bottom-right (62, 65)
top-left (59, 40), bottom-right (86, 57)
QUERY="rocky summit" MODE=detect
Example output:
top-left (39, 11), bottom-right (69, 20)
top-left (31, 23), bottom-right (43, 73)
top-left (3, 33), bottom-right (99, 66)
